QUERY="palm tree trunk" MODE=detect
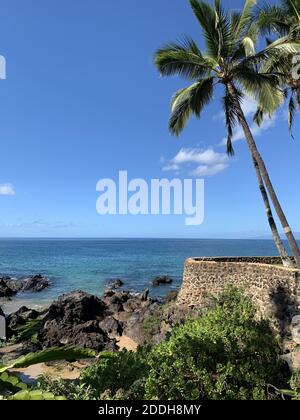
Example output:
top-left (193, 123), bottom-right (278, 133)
top-left (227, 81), bottom-right (300, 268)
top-left (252, 157), bottom-right (293, 267)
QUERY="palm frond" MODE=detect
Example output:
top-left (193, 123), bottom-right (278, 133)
top-left (235, 66), bottom-right (284, 116)
top-left (214, 0), bottom-right (234, 59)
top-left (242, 36), bottom-right (256, 56)
top-left (239, 36), bottom-right (299, 68)
top-left (189, 0), bottom-right (221, 59)
top-left (236, 0), bottom-right (257, 37)
top-left (253, 107), bottom-right (265, 126)
top-left (169, 77), bottom-right (214, 135)
top-left (286, 0), bottom-right (300, 21)
top-left (223, 89), bottom-right (237, 156)
top-left (254, 4), bottom-right (289, 36)
top-left (154, 38), bottom-right (213, 79)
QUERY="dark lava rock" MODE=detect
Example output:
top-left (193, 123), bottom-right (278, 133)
top-left (8, 279), bottom-right (24, 293)
top-left (14, 306), bottom-right (39, 321)
top-left (122, 294), bottom-right (150, 313)
top-left (151, 276), bottom-right (173, 287)
top-left (0, 274), bottom-right (50, 298)
top-left (22, 274), bottom-right (50, 293)
top-left (165, 290), bottom-right (178, 303)
top-left (0, 278), bottom-right (17, 298)
top-left (102, 290), bottom-right (131, 314)
top-left (120, 302), bottom-right (161, 345)
top-left (99, 316), bottom-right (123, 336)
top-left (40, 318), bottom-right (116, 352)
top-left (44, 291), bottom-right (106, 323)
top-left (106, 279), bottom-right (124, 290)
top-left (38, 291), bottom-right (117, 352)
top-left (0, 306), bottom-right (4, 317)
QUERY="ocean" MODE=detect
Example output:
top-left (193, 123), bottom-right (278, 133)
top-left (0, 238), bottom-right (294, 313)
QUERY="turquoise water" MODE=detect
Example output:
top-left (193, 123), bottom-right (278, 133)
top-left (0, 238), bottom-right (294, 312)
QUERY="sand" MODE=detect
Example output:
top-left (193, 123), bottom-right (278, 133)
top-left (1, 335), bottom-right (138, 385)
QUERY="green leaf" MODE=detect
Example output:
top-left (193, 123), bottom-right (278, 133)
top-left (0, 371), bottom-right (28, 393)
top-left (9, 389), bottom-right (66, 400)
top-left (169, 78), bottom-right (214, 135)
top-left (0, 346), bottom-right (97, 374)
top-left (235, 0), bottom-right (257, 37)
top-left (242, 36), bottom-right (256, 56)
top-left (189, 0), bottom-right (221, 59)
top-left (154, 38), bottom-right (213, 80)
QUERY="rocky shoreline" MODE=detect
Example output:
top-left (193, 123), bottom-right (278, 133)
top-left (2, 273), bottom-right (300, 384)
top-left (0, 276), bottom-right (189, 357)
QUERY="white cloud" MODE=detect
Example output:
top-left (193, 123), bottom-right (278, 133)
top-left (162, 148), bottom-right (230, 177)
top-left (191, 163), bottom-right (229, 177)
top-left (0, 183), bottom-right (15, 196)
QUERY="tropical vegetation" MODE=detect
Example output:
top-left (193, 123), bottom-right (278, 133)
top-left (255, 0), bottom-right (300, 135)
top-left (34, 289), bottom-right (288, 400)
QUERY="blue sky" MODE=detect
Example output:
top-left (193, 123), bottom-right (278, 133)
top-left (0, 0), bottom-right (299, 238)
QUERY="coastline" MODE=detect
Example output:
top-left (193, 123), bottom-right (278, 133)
top-left (0, 238), bottom-right (293, 310)
top-left (0, 281), bottom-right (178, 384)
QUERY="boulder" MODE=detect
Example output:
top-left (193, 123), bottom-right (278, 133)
top-left (121, 304), bottom-right (159, 345)
top-left (0, 278), bottom-right (17, 298)
top-left (0, 275), bottom-right (49, 298)
top-left (40, 319), bottom-right (116, 352)
top-left (38, 291), bottom-right (117, 352)
top-left (8, 279), bottom-right (24, 293)
top-left (106, 279), bottom-right (124, 290)
top-left (44, 291), bottom-right (106, 323)
top-left (22, 274), bottom-right (50, 293)
top-left (99, 316), bottom-right (123, 336)
top-left (123, 294), bottom-right (152, 313)
top-left (102, 290), bottom-right (131, 314)
top-left (14, 306), bottom-right (39, 321)
top-left (151, 276), bottom-right (173, 287)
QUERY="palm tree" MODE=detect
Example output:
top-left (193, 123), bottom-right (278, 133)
top-left (154, 0), bottom-right (300, 267)
top-left (254, 0), bottom-right (300, 137)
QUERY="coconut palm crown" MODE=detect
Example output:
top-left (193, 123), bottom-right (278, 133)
top-left (254, 0), bottom-right (300, 136)
top-left (155, 0), bottom-right (296, 153)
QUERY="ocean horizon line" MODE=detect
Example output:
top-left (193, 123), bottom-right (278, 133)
top-left (0, 236), bottom-right (295, 241)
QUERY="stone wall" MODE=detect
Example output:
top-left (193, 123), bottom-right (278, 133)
top-left (177, 257), bottom-right (300, 324)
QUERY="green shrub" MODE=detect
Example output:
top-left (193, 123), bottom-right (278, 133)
top-left (36, 289), bottom-right (285, 401)
top-left (144, 288), bottom-right (283, 400)
top-left (80, 346), bottom-right (151, 400)
top-left (37, 375), bottom-right (94, 400)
